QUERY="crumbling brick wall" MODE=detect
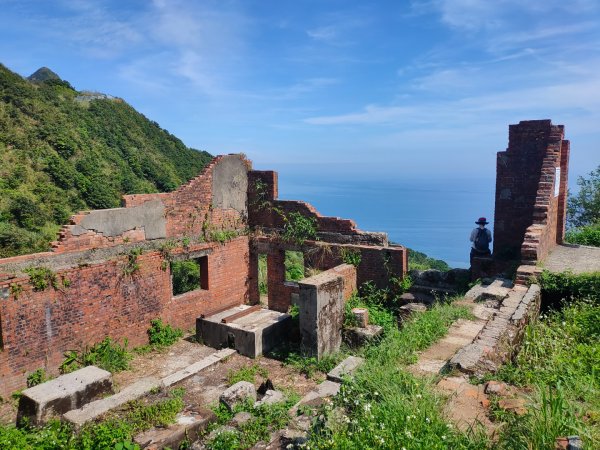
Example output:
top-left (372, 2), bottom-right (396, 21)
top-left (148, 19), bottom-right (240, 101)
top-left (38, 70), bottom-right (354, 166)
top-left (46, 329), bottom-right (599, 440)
top-left (492, 120), bottom-right (569, 263)
top-left (0, 155), bottom-right (251, 397)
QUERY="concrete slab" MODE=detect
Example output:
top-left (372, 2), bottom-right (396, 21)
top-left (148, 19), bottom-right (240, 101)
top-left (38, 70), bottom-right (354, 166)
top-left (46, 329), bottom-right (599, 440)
top-left (326, 356), bottom-right (364, 383)
top-left (343, 325), bottom-right (383, 348)
top-left (135, 408), bottom-right (216, 450)
top-left (197, 306), bottom-right (291, 358)
top-left (162, 348), bottom-right (236, 386)
top-left (543, 244), bottom-right (600, 274)
top-left (18, 366), bottom-right (112, 426)
top-left (290, 380), bottom-right (341, 414)
top-left (64, 377), bottom-right (160, 427)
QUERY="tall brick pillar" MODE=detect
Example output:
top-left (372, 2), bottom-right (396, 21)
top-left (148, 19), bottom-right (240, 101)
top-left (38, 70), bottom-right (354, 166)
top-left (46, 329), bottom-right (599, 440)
top-left (492, 120), bottom-right (568, 262)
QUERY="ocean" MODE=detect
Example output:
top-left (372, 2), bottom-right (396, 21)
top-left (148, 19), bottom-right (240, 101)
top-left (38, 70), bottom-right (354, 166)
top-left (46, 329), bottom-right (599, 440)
top-left (278, 174), bottom-right (496, 269)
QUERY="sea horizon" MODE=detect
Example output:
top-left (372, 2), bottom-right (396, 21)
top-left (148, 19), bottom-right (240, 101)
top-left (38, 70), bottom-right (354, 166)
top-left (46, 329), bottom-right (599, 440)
top-left (278, 174), bottom-right (496, 269)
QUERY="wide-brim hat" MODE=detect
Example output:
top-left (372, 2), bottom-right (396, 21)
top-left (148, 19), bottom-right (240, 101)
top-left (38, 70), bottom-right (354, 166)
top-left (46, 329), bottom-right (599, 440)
top-left (475, 217), bottom-right (489, 225)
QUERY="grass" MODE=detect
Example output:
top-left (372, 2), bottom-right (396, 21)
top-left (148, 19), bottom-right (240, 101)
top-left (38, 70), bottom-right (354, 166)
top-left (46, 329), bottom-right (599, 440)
top-left (492, 299), bottom-right (599, 448)
top-left (0, 388), bottom-right (185, 450)
top-left (205, 393), bottom-right (301, 449)
top-left (306, 301), bottom-right (484, 449)
top-left (60, 337), bottom-right (132, 374)
top-left (226, 363), bottom-right (268, 385)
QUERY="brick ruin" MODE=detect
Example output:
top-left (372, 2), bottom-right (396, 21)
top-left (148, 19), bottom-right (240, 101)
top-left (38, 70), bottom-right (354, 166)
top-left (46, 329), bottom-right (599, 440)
top-left (472, 119), bottom-right (570, 281)
top-left (0, 119), bottom-right (570, 398)
top-left (0, 154), bottom-right (407, 397)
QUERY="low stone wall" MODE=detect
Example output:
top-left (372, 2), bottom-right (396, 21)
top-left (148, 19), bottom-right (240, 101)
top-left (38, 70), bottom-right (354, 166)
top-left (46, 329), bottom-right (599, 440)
top-left (450, 283), bottom-right (541, 376)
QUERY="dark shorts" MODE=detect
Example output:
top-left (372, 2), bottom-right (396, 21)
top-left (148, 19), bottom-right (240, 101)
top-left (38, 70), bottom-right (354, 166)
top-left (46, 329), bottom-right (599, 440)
top-left (470, 248), bottom-right (491, 263)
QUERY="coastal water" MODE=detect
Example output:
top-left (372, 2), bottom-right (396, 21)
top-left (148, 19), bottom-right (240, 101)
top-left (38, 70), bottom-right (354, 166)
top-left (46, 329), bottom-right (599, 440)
top-left (278, 175), bottom-right (496, 268)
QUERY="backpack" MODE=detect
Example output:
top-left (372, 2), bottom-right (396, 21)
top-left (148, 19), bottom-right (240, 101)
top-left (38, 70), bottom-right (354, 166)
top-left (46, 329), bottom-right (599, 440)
top-left (474, 228), bottom-right (490, 252)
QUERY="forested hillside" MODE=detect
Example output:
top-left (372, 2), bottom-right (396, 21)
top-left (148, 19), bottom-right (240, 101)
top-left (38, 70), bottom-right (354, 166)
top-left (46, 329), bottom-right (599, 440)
top-left (0, 64), bottom-right (212, 257)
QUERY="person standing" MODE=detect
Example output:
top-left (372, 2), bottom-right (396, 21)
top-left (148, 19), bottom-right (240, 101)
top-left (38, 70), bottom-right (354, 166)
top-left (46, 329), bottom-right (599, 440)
top-left (470, 217), bottom-right (492, 263)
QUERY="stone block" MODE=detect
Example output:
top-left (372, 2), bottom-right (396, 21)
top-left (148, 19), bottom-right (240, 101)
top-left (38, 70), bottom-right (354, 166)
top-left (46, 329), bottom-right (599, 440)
top-left (135, 408), bottom-right (216, 449)
top-left (343, 325), bottom-right (383, 348)
top-left (351, 308), bottom-right (369, 328)
top-left (64, 377), bottom-right (161, 427)
top-left (18, 366), bottom-right (112, 426)
top-left (197, 306), bottom-right (291, 358)
top-left (298, 266), bottom-right (352, 359)
top-left (220, 381), bottom-right (257, 412)
top-left (327, 356), bottom-right (364, 383)
top-left (255, 389), bottom-right (284, 407)
top-left (290, 380), bottom-right (341, 414)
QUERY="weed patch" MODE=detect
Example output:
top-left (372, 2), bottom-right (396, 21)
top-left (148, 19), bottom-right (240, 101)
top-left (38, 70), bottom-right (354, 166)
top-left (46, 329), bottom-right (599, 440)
top-left (60, 337), bottom-right (132, 374)
top-left (226, 363), bottom-right (268, 386)
top-left (23, 267), bottom-right (58, 291)
top-left (146, 318), bottom-right (184, 348)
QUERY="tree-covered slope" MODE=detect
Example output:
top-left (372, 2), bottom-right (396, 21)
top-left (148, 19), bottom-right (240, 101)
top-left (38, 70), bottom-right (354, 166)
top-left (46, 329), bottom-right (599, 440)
top-left (0, 64), bottom-right (212, 257)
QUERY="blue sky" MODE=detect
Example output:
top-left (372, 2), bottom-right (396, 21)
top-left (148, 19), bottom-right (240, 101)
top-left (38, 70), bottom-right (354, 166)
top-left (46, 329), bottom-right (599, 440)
top-left (1, 0), bottom-right (599, 183)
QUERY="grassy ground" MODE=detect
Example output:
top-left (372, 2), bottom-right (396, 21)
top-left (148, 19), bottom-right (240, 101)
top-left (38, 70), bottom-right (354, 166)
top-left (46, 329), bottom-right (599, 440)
top-left (490, 299), bottom-right (599, 449)
top-left (306, 300), bottom-right (488, 449)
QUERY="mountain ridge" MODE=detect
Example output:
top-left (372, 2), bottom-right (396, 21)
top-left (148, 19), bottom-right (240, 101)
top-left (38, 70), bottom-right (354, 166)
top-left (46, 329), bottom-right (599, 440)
top-left (0, 63), bottom-right (212, 257)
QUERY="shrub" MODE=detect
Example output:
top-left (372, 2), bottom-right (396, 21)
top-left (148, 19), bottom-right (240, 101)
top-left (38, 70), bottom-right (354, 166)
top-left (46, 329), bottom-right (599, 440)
top-left (567, 165), bottom-right (600, 227)
top-left (170, 260), bottom-right (200, 295)
top-left (280, 211), bottom-right (318, 245)
top-left (23, 266), bottom-right (58, 291)
top-left (60, 337), bottom-right (132, 374)
top-left (147, 318), bottom-right (183, 348)
top-left (339, 247), bottom-right (362, 267)
top-left (564, 222), bottom-right (600, 247)
top-left (538, 270), bottom-right (600, 305)
top-left (26, 368), bottom-right (48, 388)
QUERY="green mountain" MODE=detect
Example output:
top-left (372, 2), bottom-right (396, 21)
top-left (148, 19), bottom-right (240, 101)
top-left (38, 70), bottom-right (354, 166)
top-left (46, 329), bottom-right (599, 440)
top-left (0, 64), bottom-right (212, 257)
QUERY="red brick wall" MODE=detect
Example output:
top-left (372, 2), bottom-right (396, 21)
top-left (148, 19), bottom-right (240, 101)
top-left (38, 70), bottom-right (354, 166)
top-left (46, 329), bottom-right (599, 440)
top-left (0, 237), bottom-right (249, 397)
top-left (493, 120), bottom-right (569, 263)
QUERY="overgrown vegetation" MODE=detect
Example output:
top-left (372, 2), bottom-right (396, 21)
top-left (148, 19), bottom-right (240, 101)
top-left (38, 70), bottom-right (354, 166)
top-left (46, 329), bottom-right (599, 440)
top-left (0, 388), bottom-right (185, 449)
top-left (339, 247), bottom-right (362, 267)
top-left (284, 250), bottom-right (304, 281)
top-left (306, 300), bottom-right (481, 449)
top-left (407, 247), bottom-right (450, 271)
top-left (25, 368), bottom-right (49, 388)
top-left (122, 248), bottom-right (143, 276)
top-left (60, 337), bottom-right (132, 374)
top-left (538, 269), bottom-right (600, 307)
top-left (226, 363), bottom-right (268, 385)
top-left (493, 300), bottom-right (599, 447)
top-left (280, 211), bottom-right (318, 245)
top-left (0, 63), bottom-right (211, 258)
top-left (206, 394), bottom-right (300, 449)
top-left (146, 318), bottom-right (184, 349)
top-left (170, 259), bottom-right (201, 295)
top-left (23, 267), bottom-right (58, 291)
top-left (567, 164), bottom-right (599, 228)
top-left (565, 222), bottom-right (600, 247)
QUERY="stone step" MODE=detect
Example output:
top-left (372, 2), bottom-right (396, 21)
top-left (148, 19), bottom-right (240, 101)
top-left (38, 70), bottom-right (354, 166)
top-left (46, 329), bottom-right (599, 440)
top-left (289, 380), bottom-right (341, 415)
top-left (64, 377), bottom-right (161, 428)
top-left (162, 348), bottom-right (236, 387)
top-left (399, 292), bottom-right (436, 305)
top-left (18, 366), bottom-right (113, 426)
top-left (326, 356), bottom-right (364, 383)
top-left (64, 348), bottom-right (235, 427)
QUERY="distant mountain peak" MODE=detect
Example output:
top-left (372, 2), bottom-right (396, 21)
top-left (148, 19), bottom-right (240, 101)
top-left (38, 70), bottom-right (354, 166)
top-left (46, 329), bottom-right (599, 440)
top-left (28, 67), bottom-right (61, 83)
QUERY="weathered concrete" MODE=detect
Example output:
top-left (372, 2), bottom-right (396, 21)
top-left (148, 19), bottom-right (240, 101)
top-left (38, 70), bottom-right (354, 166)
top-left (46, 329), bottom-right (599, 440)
top-left (18, 366), bottom-right (112, 426)
top-left (464, 278), bottom-right (513, 302)
top-left (212, 154), bottom-right (248, 215)
top-left (255, 389), bottom-right (284, 407)
top-left (543, 244), bottom-right (600, 274)
top-left (162, 348), bottom-right (236, 387)
top-left (220, 381), bottom-right (257, 412)
top-left (75, 199), bottom-right (166, 239)
top-left (63, 377), bottom-right (161, 427)
top-left (298, 265), bottom-right (355, 359)
top-left (326, 356), bottom-right (364, 383)
top-left (343, 325), bottom-right (383, 348)
top-left (197, 306), bottom-right (291, 358)
top-left (290, 380), bottom-right (341, 414)
top-left (135, 408), bottom-right (216, 450)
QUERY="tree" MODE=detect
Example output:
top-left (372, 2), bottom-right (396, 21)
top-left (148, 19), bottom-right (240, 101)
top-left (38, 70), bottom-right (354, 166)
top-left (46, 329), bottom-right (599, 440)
top-left (568, 165), bottom-right (600, 228)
